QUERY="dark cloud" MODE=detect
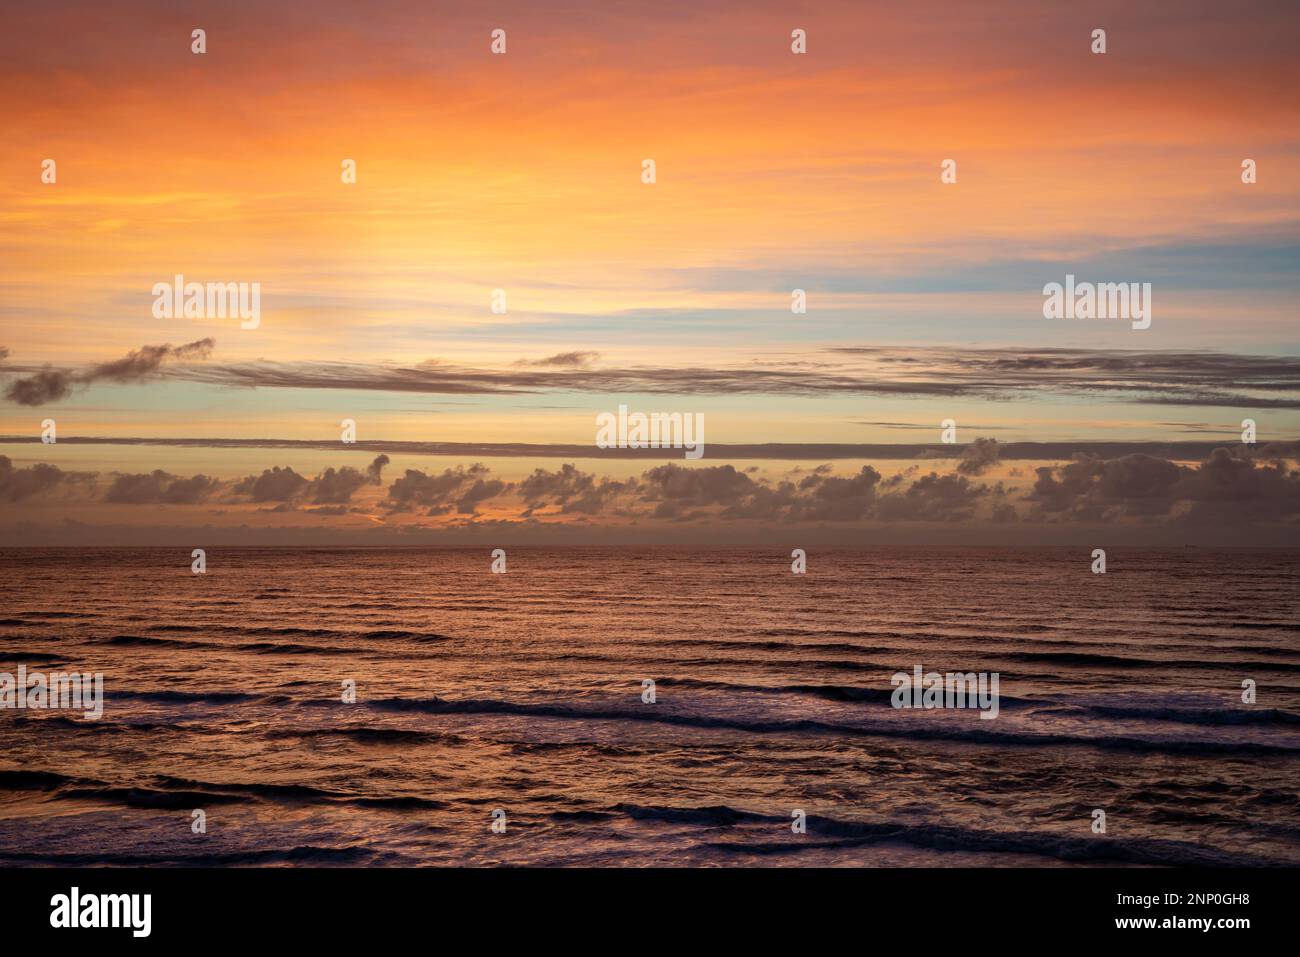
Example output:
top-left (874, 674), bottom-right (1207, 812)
top-left (228, 455), bottom-right (390, 505)
top-left (306, 455), bottom-right (390, 504)
top-left (1028, 454), bottom-right (1183, 521)
top-left (516, 351), bottom-right (601, 368)
top-left (789, 466), bottom-right (883, 521)
top-left (154, 345), bottom-right (1300, 409)
top-left (107, 455), bottom-right (390, 508)
top-left (0, 455), bottom-right (91, 501)
top-left (170, 357), bottom-right (966, 398)
top-left (454, 477), bottom-right (509, 514)
top-left (4, 368), bottom-right (75, 406)
top-left (831, 347), bottom-right (1300, 409)
top-left (1175, 447), bottom-right (1300, 524)
top-left (3, 339), bottom-right (215, 406)
top-left (385, 463), bottom-right (507, 515)
top-left (639, 464), bottom-right (761, 519)
top-left (876, 472), bottom-right (988, 521)
top-left (1027, 446), bottom-right (1300, 524)
top-left (104, 470), bottom-right (220, 505)
top-left (629, 461), bottom-right (989, 524)
top-left (991, 502), bottom-right (1019, 523)
top-left (957, 436), bottom-right (1001, 476)
top-left (233, 466), bottom-right (309, 503)
top-left (518, 463), bottom-right (629, 515)
top-left (2, 434), bottom-right (1291, 464)
top-left (86, 339), bottom-right (214, 383)
top-left (7, 444), bottom-right (1297, 534)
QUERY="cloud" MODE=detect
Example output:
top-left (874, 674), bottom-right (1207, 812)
top-left (385, 463), bottom-right (507, 515)
top-left (876, 472), bottom-right (988, 521)
top-left (105, 454), bottom-right (390, 507)
top-left (639, 464), bottom-right (762, 519)
top-left (2, 434), bottom-right (1286, 463)
top-left (789, 466), bottom-right (884, 521)
top-left (957, 436), bottom-right (1000, 476)
top-left (830, 347), bottom-right (1300, 409)
top-left (8, 344), bottom-right (1299, 410)
top-left (366, 454), bottom-right (390, 483)
top-left (148, 345), bottom-right (1300, 410)
top-left (4, 368), bottom-right (76, 406)
top-left (104, 470), bottom-right (220, 505)
top-left (304, 455), bottom-right (390, 504)
top-left (518, 463), bottom-right (629, 515)
top-left (1027, 446), bottom-right (1300, 524)
top-left (455, 477), bottom-right (509, 514)
top-left (1175, 447), bottom-right (1300, 524)
top-left (516, 351), bottom-right (601, 368)
top-left (86, 339), bottom-right (214, 383)
top-left (233, 466), bottom-right (309, 503)
top-left (3, 339), bottom-right (215, 406)
top-left (8, 444), bottom-right (1298, 534)
top-left (0, 455), bottom-right (91, 501)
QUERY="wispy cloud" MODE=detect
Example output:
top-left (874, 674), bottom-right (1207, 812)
top-left (7, 434), bottom-right (1298, 462)
top-left (7, 345), bottom-right (1289, 409)
top-left (3, 339), bottom-right (214, 406)
top-left (514, 351), bottom-right (601, 368)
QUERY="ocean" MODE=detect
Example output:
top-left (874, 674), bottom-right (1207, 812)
top-left (0, 546), bottom-right (1296, 867)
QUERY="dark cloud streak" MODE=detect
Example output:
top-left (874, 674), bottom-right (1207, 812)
top-left (3, 339), bottom-right (215, 406)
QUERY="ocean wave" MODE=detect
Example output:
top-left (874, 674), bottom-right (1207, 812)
top-left (0, 845), bottom-right (372, 866)
top-left (363, 695), bottom-right (1300, 755)
top-left (0, 767), bottom-right (457, 816)
top-left (1002, 650), bottom-right (1300, 673)
top-left (0, 650), bottom-right (66, 662)
top-left (1074, 703), bottom-right (1300, 727)
top-left (101, 634), bottom-right (210, 649)
top-left (235, 641), bottom-right (354, 656)
top-left (57, 786), bottom-right (252, 809)
top-left (264, 726), bottom-right (466, 746)
top-left (613, 803), bottom-right (1293, 867)
top-left (109, 689), bottom-right (263, 705)
top-left (660, 677), bottom-right (1036, 708)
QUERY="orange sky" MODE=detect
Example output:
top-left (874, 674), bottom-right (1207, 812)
top-left (1, 0), bottom-right (1297, 543)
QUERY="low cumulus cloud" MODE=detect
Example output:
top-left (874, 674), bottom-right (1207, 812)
top-left (50, 454), bottom-right (392, 508)
top-left (1027, 446), bottom-right (1300, 524)
top-left (877, 472), bottom-right (989, 521)
top-left (233, 466), bottom-right (309, 503)
top-left (385, 463), bottom-right (508, 515)
top-left (232, 455), bottom-right (390, 506)
top-left (519, 463), bottom-right (631, 515)
top-left (6, 444), bottom-right (1297, 532)
top-left (494, 444), bottom-right (1298, 527)
top-left (639, 463), bottom-right (760, 520)
top-left (3, 339), bottom-right (215, 406)
top-left (105, 470), bottom-right (221, 505)
top-left (0, 455), bottom-right (93, 502)
top-left (83, 443), bottom-right (1289, 527)
top-left (309, 454), bottom-right (391, 505)
top-left (957, 436), bottom-right (1000, 476)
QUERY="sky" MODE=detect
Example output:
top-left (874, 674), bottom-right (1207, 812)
top-left (1, 0), bottom-right (1297, 545)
